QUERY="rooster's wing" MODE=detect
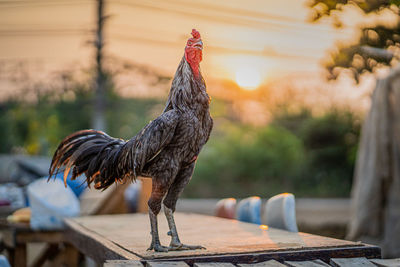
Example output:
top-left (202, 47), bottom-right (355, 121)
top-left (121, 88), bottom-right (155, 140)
top-left (122, 109), bottom-right (180, 177)
top-left (49, 109), bottom-right (180, 189)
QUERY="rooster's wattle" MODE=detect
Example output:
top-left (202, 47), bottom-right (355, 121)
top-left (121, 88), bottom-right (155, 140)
top-left (49, 29), bottom-right (213, 252)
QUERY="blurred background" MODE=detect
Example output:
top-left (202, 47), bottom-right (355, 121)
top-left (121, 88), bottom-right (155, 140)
top-left (1, 0), bottom-right (390, 198)
top-left (1, 0), bottom-right (400, 261)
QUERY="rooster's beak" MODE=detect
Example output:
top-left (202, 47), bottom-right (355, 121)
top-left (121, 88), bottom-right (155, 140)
top-left (193, 40), bottom-right (203, 50)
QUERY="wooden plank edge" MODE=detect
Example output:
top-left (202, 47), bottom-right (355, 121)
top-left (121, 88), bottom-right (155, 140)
top-left (330, 257), bottom-right (376, 267)
top-left (141, 245), bottom-right (381, 266)
top-left (16, 231), bottom-right (65, 243)
top-left (370, 258), bottom-right (400, 267)
top-left (147, 261), bottom-right (190, 267)
top-left (64, 218), bottom-right (142, 263)
top-left (104, 259), bottom-right (144, 266)
top-left (285, 259), bottom-right (330, 267)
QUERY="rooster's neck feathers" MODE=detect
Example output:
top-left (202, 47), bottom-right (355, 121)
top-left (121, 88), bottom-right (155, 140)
top-left (164, 56), bottom-right (210, 113)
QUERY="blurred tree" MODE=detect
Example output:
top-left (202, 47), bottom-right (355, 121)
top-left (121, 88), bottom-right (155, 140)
top-left (0, 64), bottom-right (165, 156)
top-left (184, 106), bottom-right (361, 198)
top-left (187, 122), bottom-right (306, 198)
top-left (0, 56), bottom-right (171, 155)
top-left (309, 2), bottom-right (400, 256)
top-left (272, 108), bottom-right (361, 196)
top-left (308, 0), bottom-right (400, 81)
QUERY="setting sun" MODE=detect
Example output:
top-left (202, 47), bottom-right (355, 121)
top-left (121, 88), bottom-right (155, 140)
top-left (235, 65), bottom-right (262, 90)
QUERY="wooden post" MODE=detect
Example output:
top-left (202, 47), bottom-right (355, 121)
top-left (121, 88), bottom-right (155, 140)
top-left (93, 0), bottom-right (106, 131)
top-left (13, 244), bottom-right (27, 267)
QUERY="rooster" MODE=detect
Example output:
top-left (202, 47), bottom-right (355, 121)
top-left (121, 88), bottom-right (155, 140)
top-left (49, 29), bottom-right (213, 252)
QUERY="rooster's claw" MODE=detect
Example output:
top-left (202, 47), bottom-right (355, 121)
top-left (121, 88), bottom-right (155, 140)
top-left (147, 242), bottom-right (169, 252)
top-left (168, 243), bottom-right (206, 251)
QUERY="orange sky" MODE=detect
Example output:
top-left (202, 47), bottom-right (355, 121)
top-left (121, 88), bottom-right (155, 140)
top-left (0, 0), bottom-right (359, 79)
top-left (0, 0), bottom-right (377, 116)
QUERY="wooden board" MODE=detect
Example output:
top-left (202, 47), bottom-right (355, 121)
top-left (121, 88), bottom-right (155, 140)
top-left (238, 260), bottom-right (286, 266)
top-left (65, 213), bottom-right (380, 264)
top-left (104, 260), bottom-right (144, 267)
top-left (147, 261), bottom-right (190, 267)
top-left (82, 257), bottom-right (400, 267)
top-left (285, 259), bottom-right (330, 266)
top-left (370, 258), bottom-right (400, 267)
top-left (80, 182), bottom-right (130, 216)
top-left (65, 218), bottom-right (141, 263)
top-left (194, 263), bottom-right (236, 267)
top-left (330, 257), bottom-right (376, 266)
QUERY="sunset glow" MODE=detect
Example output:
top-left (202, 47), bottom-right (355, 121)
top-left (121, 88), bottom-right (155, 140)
top-left (235, 65), bottom-right (262, 90)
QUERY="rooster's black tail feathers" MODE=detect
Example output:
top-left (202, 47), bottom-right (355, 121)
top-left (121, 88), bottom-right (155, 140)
top-left (49, 129), bottom-right (132, 190)
top-left (49, 111), bottom-right (180, 190)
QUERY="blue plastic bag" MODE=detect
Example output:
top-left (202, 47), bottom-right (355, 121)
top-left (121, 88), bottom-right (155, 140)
top-left (51, 172), bottom-right (86, 198)
top-left (27, 178), bottom-right (80, 230)
top-left (0, 255), bottom-right (11, 267)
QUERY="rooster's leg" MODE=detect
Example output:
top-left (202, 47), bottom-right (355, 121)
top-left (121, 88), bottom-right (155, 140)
top-left (163, 205), bottom-right (205, 250)
top-left (163, 163), bottom-right (205, 251)
top-left (147, 180), bottom-right (168, 252)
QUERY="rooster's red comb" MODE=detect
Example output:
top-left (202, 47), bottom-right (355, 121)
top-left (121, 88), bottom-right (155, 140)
top-left (191, 29), bottom-right (201, 39)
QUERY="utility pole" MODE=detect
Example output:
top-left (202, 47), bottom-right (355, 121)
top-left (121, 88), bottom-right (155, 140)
top-left (93, 0), bottom-right (106, 131)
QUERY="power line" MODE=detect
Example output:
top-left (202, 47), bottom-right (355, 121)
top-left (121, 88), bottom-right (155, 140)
top-left (0, 29), bottom-right (91, 36)
top-left (111, 23), bottom-right (339, 48)
top-left (0, 0), bottom-right (93, 4)
top-left (156, 0), bottom-right (304, 23)
top-left (113, 0), bottom-right (286, 31)
top-left (0, 26), bottom-right (322, 60)
top-left (113, 0), bottom-right (350, 36)
top-left (0, 0), bottom-right (350, 38)
top-left (0, 0), bottom-right (330, 63)
top-left (110, 32), bottom-right (321, 61)
top-left (0, 0), bottom-right (93, 8)
top-left (0, 23), bottom-right (90, 28)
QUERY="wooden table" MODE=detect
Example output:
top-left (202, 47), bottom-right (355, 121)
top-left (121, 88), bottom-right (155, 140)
top-left (64, 213), bottom-right (380, 265)
top-left (0, 219), bottom-right (78, 267)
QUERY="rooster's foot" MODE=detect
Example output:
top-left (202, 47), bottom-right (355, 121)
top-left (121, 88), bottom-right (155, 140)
top-left (168, 243), bottom-right (206, 251)
top-left (147, 242), bottom-right (168, 252)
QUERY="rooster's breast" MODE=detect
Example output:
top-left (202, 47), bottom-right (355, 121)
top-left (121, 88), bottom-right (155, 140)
top-left (141, 111), bottom-right (211, 177)
top-left (172, 112), bottom-right (212, 162)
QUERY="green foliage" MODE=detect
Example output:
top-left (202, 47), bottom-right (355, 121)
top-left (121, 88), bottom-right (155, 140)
top-left (0, 77), bottom-right (163, 156)
top-left (0, 87), bottom-right (92, 155)
top-left (308, 0), bottom-right (393, 20)
top-left (0, 81), bottom-right (361, 198)
top-left (186, 122), bottom-right (305, 198)
top-left (279, 109), bottom-right (360, 196)
top-left (184, 107), bottom-right (361, 198)
top-left (308, 0), bottom-right (400, 81)
top-left (105, 97), bottom-right (163, 140)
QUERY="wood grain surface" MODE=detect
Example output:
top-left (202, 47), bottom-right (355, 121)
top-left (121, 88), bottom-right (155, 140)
top-left (65, 213), bottom-right (375, 263)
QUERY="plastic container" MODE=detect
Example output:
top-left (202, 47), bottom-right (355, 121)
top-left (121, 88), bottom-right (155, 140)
top-left (27, 178), bottom-right (80, 230)
top-left (236, 196), bottom-right (261, 224)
